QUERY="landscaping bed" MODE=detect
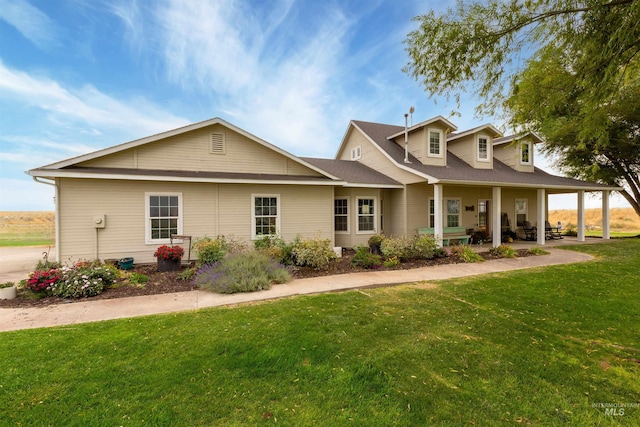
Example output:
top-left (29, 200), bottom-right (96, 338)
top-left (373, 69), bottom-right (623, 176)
top-left (0, 248), bottom-right (534, 308)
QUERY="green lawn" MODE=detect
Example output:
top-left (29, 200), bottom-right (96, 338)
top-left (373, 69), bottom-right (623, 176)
top-left (1, 240), bottom-right (639, 425)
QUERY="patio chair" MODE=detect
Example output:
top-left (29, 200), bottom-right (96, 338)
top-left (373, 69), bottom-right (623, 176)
top-left (522, 221), bottom-right (537, 241)
top-left (545, 221), bottom-right (563, 240)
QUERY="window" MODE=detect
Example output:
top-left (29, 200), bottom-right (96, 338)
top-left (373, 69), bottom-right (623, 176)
top-left (515, 199), bottom-right (527, 226)
top-left (334, 198), bottom-right (349, 233)
top-left (252, 195), bottom-right (280, 238)
top-left (146, 193), bottom-right (182, 244)
top-left (428, 130), bottom-right (443, 157)
top-left (446, 199), bottom-right (461, 227)
top-left (357, 198), bottom-right (375, 233)
top-left (351, 146), bottom-right (361, 160)
top-left (477, 136), bottom-right (489, 161)
top-left (429, 199), bottom-right (435, 228)
top-left (520, 141), bottom-right (531, 165)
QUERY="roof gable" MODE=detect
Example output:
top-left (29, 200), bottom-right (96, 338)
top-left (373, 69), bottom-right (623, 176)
top-left (32, 117), bottom-right (339, 181)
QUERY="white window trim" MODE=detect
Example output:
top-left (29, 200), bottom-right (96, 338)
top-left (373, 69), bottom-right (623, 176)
top-left (427, 128), bottom-right (444, 158)
top-left (251, 194), bottom-right (281, 240)
top-left (356, 196), bottom-right (377, 234)
top-left (477, 135), bottom-right (490, 162)
top-left (145, 192), bottom-right (183, 245)
top-left (445, 197), bottom-right (462, 228)
top-left (334, 197), bottom-right (350, 234)
top-left (520, 141), bottom-right (532, 165)
top-left (351, 145), bottom-right (362, 160)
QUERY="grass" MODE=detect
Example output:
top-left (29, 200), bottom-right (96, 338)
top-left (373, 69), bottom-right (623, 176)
top-left (1, 240), bottom-right (639, 425)
top-left (549, 207), bottom-right (640, 233)
top-left (0, 211), bottom-right (54, 247)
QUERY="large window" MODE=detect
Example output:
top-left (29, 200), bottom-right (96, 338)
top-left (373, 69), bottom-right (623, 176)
top-left (520, 141), bottom-right (532, 165)
top-left (252, 195), bottom-right (280, 238)
top-left (446, 199), bottom-right (461, 227)
top-left (429, 198), bottom-right (461, 228)
top-left (428, 129), bottom-right (443, 157)
top-left (334, 198), bottom-right (349, 233)
top-left (515, 199), bottom-right (527, 226)
top-left (357, 198), bottom-right (375, 233)
top-left (146, 193), bottom-right (182, 244)
top-left (429, 199), bottom-right (435, 227)
top-left (478, 136), bottom-right (489, 161)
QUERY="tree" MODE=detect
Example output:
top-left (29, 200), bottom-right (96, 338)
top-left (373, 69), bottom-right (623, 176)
top-left (404, 0), bottom-right (640, 216)
top-left (506, 45), bottom-right (640, 216)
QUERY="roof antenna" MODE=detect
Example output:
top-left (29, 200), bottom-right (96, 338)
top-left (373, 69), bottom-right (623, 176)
top-left (404, 109), bottom-right (412, 164)
top-left (409, 105), bottom-right (415, 127)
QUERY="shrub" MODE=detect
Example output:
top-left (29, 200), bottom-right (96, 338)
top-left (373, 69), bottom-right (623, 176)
top-left (528, 247), bottom-right (550, 256)
top-left (383, 256), bottom-right (400, 268)
top-left (49, 263), bottom-right (117, 298)
top-left (254, 235), bottom-right (295, 265)
top-left (129, 272), bottom-right (149, 285)
top-left (380, 236), bottom-right (411, 260)
top-left (367, 234), bottom-right (383, 246)
top-left (291, 237), bottom-right (336, 270)
top-left (193, 236), bottom-right (227, 265)
top-left (25, 269), bottom-right (61, 292)
top-left (409, 234), bottom-right (439, 259)
top-left (177, 267), bottom-right (196, 281)
top-left (450, 244), bottom-right (484, 263)
top-left (352, 246), bottom-right (382, 269)
top-left (489, 244), bottom-right (517, 258)
top-left (564, 223), bottom-right (578, 237)
top-left (194, 252), bottom-right (291, 294)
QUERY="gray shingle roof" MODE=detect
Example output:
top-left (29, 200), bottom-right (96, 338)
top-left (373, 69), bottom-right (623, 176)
top-left (300, 158), bottom-right (402, 187)
top-left (352, 120), bottom-right (618, 190)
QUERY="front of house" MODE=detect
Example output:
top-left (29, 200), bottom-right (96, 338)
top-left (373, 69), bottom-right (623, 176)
top-left (28, 116), bottom-right (620, 263)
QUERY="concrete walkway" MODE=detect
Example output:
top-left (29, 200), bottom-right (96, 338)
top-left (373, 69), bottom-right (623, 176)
top-left (0, 248), bottom-right (593, 333)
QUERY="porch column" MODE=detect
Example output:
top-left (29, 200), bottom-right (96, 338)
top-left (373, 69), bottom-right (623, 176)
top-left (577, 190), bottom-right (586, 242)
top-left (537, 189), bottom-right (546, 245)
top-left (434, 184), bottom-right (444, 247)
top-left (492, 187), bottom-right (501, 248)
top-left (602, 190), bottom-right (611, 240)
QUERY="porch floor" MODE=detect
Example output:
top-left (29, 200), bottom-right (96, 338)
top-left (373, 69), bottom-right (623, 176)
top-left (460, 236), bottom-right (610, 252)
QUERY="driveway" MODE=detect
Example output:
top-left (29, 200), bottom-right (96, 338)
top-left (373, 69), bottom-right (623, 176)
top-left (0, 246), bottom-right (56, 283)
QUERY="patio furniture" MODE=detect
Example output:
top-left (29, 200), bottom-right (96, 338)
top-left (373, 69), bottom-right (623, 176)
top-left (522, 221), bottom-right (537, 241)
top-left (418, 226), bottom-right (471, 245)
top-left (545, 221), bottom-right (563, 240)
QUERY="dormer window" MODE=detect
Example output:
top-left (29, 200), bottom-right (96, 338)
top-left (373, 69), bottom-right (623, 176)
top-left (351, 145), bottom-right (361, 160)
top-left (428, 129), bottom-right (443, 158)
top-left (477, 136), bottom-right (489, 162)
top-left (520, 141), bottom-right (532, 165)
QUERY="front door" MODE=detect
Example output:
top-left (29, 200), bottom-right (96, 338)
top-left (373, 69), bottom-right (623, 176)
top-left (478, 200), bottom-right (490, 234)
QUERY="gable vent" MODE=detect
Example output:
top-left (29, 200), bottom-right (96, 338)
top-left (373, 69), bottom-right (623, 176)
top-left (210, 132), bottom-right (225, 154)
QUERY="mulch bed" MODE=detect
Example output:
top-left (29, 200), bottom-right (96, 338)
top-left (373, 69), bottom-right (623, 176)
top-left (0, 249), bottom-right (533, 309)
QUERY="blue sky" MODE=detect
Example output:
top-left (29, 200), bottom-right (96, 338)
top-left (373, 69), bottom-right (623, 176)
top-left (0, 0), bottom-right (629, 211)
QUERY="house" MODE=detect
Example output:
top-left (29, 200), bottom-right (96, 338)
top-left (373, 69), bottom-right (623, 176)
top-left (28, 116), bottom-right (620, 263)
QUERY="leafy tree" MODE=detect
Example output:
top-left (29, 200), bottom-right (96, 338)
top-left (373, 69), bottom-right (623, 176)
top-left (404, 0), bottom-right (640, 216)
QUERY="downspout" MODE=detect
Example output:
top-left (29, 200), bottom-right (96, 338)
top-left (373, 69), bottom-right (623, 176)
top-left (32, 176), bottom-right (60, 262)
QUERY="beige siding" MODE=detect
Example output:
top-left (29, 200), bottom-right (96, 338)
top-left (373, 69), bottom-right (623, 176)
top-left (57, 178), bottom-right (333, 263)
top-left (338, 127), bottom-right (423, 184)
top-left (406, 183), bottom-right (430, 236)
top-left (79, 150), bottom-right (137, 168)
top-left (333, 187), bottom-right (380, 248)
top-left (448, 134), bottom-right (493, 169)
top-left (79, 124), bottom-right (323, 177)
top-left (494, 145), bottom-right (517, 168)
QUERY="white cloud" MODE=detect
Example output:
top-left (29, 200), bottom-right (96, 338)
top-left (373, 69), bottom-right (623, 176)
top-left (0, 0), bottom-right (59, 49)
top-left (0, 60), bottom-right (190, 139)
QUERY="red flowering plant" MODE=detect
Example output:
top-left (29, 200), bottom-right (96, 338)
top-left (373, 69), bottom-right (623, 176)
top-left (154, 245), bottom-right (184, 261)
top-left (26, 268), bottom-right (62, 292)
